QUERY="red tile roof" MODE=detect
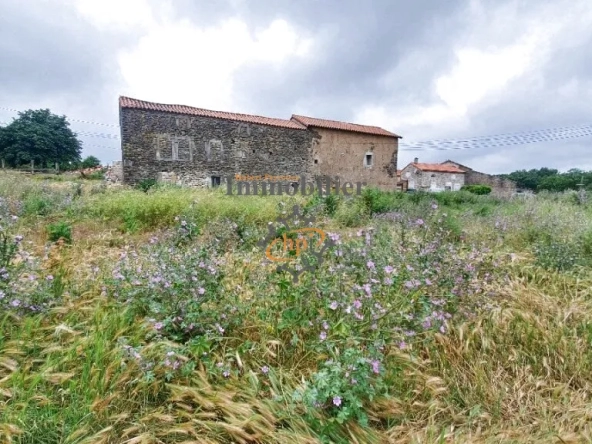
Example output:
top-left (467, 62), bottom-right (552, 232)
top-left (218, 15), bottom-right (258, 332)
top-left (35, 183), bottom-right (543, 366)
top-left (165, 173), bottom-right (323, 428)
top-left (291, 115), bottom-right (401, 138)
top-left (441, 160), bottom-right (473, 171)
top-left (119, 96), bottom-right (307, 130)
top-left (409, 163), bottom-right (465, 174)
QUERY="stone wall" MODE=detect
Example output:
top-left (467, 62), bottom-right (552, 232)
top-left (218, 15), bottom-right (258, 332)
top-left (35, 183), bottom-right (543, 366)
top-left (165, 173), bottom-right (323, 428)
top-left (120, 108), bottom-right (315, 187)
top-left (464, 171), bottom-right (517, 197)
top-left (312, 128), bottom-right (398, 190)
top-left (400, 165), bottom-right (465, 191)
top-left (441, 161), bottom-right (517, 197)
top-left (105, 161), bottom-right (123, 183)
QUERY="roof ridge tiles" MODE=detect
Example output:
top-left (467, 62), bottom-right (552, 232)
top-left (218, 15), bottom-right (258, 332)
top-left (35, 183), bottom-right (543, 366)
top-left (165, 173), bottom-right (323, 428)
top-left (119, 96), bottom-right (399, 136)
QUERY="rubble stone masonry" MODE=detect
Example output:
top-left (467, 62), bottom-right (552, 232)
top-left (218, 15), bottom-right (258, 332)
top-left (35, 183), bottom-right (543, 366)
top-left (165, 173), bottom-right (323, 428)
top-left (120, 108), bottom-right (315, 187)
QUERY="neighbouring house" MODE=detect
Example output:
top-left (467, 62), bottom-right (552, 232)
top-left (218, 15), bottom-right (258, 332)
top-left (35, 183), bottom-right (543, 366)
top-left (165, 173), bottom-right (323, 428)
top-left (440, 160), bottom-right (517, 197)
top-left (118, 96), bottom-right (401, 189)
top-left (399, 158), bottom-right (465, 192)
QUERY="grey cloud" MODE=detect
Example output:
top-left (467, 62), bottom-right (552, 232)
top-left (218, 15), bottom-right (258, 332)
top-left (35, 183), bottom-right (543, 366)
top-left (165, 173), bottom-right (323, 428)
top-left (2, 0), bottom-right (591, 169)
top-left (228, 0), bottom-right (467, 120)
top-left (0, 0), bottom-right (132, 163)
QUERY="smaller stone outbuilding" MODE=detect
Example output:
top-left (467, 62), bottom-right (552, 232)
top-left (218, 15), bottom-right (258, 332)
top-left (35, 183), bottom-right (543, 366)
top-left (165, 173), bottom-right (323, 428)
top-left (399, 158), bottom-right (465, 192)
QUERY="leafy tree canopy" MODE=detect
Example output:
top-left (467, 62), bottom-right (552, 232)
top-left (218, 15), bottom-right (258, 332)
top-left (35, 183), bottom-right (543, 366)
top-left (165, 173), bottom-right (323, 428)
top-left (0, 109), bottom-right (82, 168)
top-left (81, 155), bottom-right (101, 169)
top-left (501, 167), bottom-right (591, 192)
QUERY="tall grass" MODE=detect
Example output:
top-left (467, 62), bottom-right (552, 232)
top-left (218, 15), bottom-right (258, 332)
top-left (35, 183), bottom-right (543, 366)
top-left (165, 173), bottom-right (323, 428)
top-left (1, 174), bottom-right (592, 443)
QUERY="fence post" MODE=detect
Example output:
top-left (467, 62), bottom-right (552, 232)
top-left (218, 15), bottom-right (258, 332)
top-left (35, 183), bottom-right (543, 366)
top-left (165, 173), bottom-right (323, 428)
top-left (31, 160), bottom-right (34, 174)
top-left (1, 159), bottom-right (4, 169)
top-left (55, 162), bottom-right (59, 173)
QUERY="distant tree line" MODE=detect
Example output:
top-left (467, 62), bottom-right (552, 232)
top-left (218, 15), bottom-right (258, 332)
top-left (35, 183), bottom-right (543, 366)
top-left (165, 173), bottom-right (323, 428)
top-left (0, 109), bottom-right (101, 171)
top-left (499, 168), bottom-right (591, 193)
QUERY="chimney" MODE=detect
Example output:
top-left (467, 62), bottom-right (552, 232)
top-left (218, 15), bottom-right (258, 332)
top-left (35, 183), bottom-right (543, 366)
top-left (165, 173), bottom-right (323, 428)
top-left (413, 157), bottom-right (418, 164)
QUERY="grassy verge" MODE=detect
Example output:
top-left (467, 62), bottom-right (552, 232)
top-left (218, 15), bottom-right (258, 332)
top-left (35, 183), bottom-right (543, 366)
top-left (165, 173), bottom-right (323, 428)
top-left (1, 171), bottom-right (592, 443)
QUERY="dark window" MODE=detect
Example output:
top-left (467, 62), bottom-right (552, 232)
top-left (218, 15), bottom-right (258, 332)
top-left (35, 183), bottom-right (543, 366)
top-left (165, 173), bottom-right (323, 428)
top-left (211, 176), bottom-right (221, 188)
top-left (314, 159), bottom-right (318, 164)
top-left (365, 154), bottom-right (373, 166)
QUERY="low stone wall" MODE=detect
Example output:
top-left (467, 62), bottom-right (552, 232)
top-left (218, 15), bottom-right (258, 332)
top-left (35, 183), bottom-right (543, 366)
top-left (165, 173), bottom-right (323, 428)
top-left (464, 171), bottom-right (516, 197)
top-left (105, 161), bottom-right (123, 183)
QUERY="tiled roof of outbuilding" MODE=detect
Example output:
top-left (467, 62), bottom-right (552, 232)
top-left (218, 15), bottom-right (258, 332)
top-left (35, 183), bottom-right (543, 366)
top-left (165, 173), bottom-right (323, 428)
top-left (291, 115), bottom-right (401, 138)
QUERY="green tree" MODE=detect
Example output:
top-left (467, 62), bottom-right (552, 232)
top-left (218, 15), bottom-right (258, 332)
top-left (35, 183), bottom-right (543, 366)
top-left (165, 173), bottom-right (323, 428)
top-left (0, 109), bottom-right (82, 168)
top-left (503, 168), bottom-right (559, 191)
top-left (81, 155), bottom-right (101, 169)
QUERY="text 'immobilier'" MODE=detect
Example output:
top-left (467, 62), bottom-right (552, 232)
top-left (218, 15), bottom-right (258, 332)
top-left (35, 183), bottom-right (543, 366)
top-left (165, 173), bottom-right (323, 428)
top-left (226, 175), bottom-right (366, 196)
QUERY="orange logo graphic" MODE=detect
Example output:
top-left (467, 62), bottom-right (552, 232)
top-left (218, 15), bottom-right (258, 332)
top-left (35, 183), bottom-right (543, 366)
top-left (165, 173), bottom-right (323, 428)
top-left (265, 228), bottom-right (326, 262)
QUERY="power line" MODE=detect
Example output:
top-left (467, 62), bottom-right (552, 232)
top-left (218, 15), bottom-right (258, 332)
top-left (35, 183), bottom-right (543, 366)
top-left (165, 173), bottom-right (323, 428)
top-left (3, 105), bottom-right (592, 151)
top-left (0, 106), bottom-right (119, 128)
top-left (74, 130), bottom-right (120, 140)
top-left (82, 142), bottom-right (119, 150)
top-left (401, 122), bottom-right (592, 146)
top-left (399, 124), bottom-right (592, 151)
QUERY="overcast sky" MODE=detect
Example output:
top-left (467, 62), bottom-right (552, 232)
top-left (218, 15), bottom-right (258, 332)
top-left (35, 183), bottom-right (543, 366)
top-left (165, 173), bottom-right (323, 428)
top-left (1, 0), bottom-right (591, 173)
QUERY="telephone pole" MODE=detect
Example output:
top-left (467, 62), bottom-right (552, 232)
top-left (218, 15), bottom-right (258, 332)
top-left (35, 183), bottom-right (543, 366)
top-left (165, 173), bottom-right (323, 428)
top-left (577, 175), bottom-right (586, 204)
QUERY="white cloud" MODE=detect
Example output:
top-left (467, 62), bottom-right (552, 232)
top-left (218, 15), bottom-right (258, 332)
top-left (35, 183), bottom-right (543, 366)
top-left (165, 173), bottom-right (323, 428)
top-left (71, 0), bottom-right (314, 112)
top-left (117, 16), bottom-right (313, 111)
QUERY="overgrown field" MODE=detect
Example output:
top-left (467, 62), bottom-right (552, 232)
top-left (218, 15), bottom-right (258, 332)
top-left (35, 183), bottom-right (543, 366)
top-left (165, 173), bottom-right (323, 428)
top-left (1, 171), bottom-right (592, 443)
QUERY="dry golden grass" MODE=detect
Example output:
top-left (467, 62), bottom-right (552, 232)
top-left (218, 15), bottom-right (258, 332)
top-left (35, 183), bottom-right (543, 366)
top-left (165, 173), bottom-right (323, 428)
top-left (2, 174), bottom-right (592, 443)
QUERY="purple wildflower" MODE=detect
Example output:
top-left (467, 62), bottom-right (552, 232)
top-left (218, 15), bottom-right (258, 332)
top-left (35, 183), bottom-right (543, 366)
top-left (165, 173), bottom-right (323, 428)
top-left (333, 396), bottom-right (342, 407)
top-left (370, 360), bottom-right (380, 374)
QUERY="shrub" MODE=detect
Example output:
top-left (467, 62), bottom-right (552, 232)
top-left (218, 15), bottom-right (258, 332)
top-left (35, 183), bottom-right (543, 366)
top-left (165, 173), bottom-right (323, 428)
top-left (533, 240), bottom-right (581, 271)
top-left (23, 195), bottom-right (52, 216)
top-left (361, 188), bottom-right (400, 215)
top-left (294, 347), bottom-right (386, 428)
top-left (462, 184), bottom-right (492, 195)
top-left (0, 217), bottom-right (59, 314)
top-left (323, 193), bottom-right (340, 217)
top-left (136, 178), bottom-right (157, 193)
top-left (109, 241), bottom-right (232, 344)
top-left (84, 170), bottom-right (105, 180)
top-left (47, 221), bottom-right (72, 244)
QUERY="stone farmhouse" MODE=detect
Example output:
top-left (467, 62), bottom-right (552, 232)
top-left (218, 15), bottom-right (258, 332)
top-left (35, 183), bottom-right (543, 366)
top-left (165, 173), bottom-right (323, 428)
top-left (399, 158), bottom-right (465, 192)
top-left (118, 96), bottom-right (401, 190)
top-left (397, 158), bottom-right (517, 196)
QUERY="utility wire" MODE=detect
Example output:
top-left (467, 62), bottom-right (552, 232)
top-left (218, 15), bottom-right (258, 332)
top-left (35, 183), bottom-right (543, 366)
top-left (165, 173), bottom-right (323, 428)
top-left (3, 105), bottom-right (592, 151)
top-left (0, 106), bottom-right (119, 128)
